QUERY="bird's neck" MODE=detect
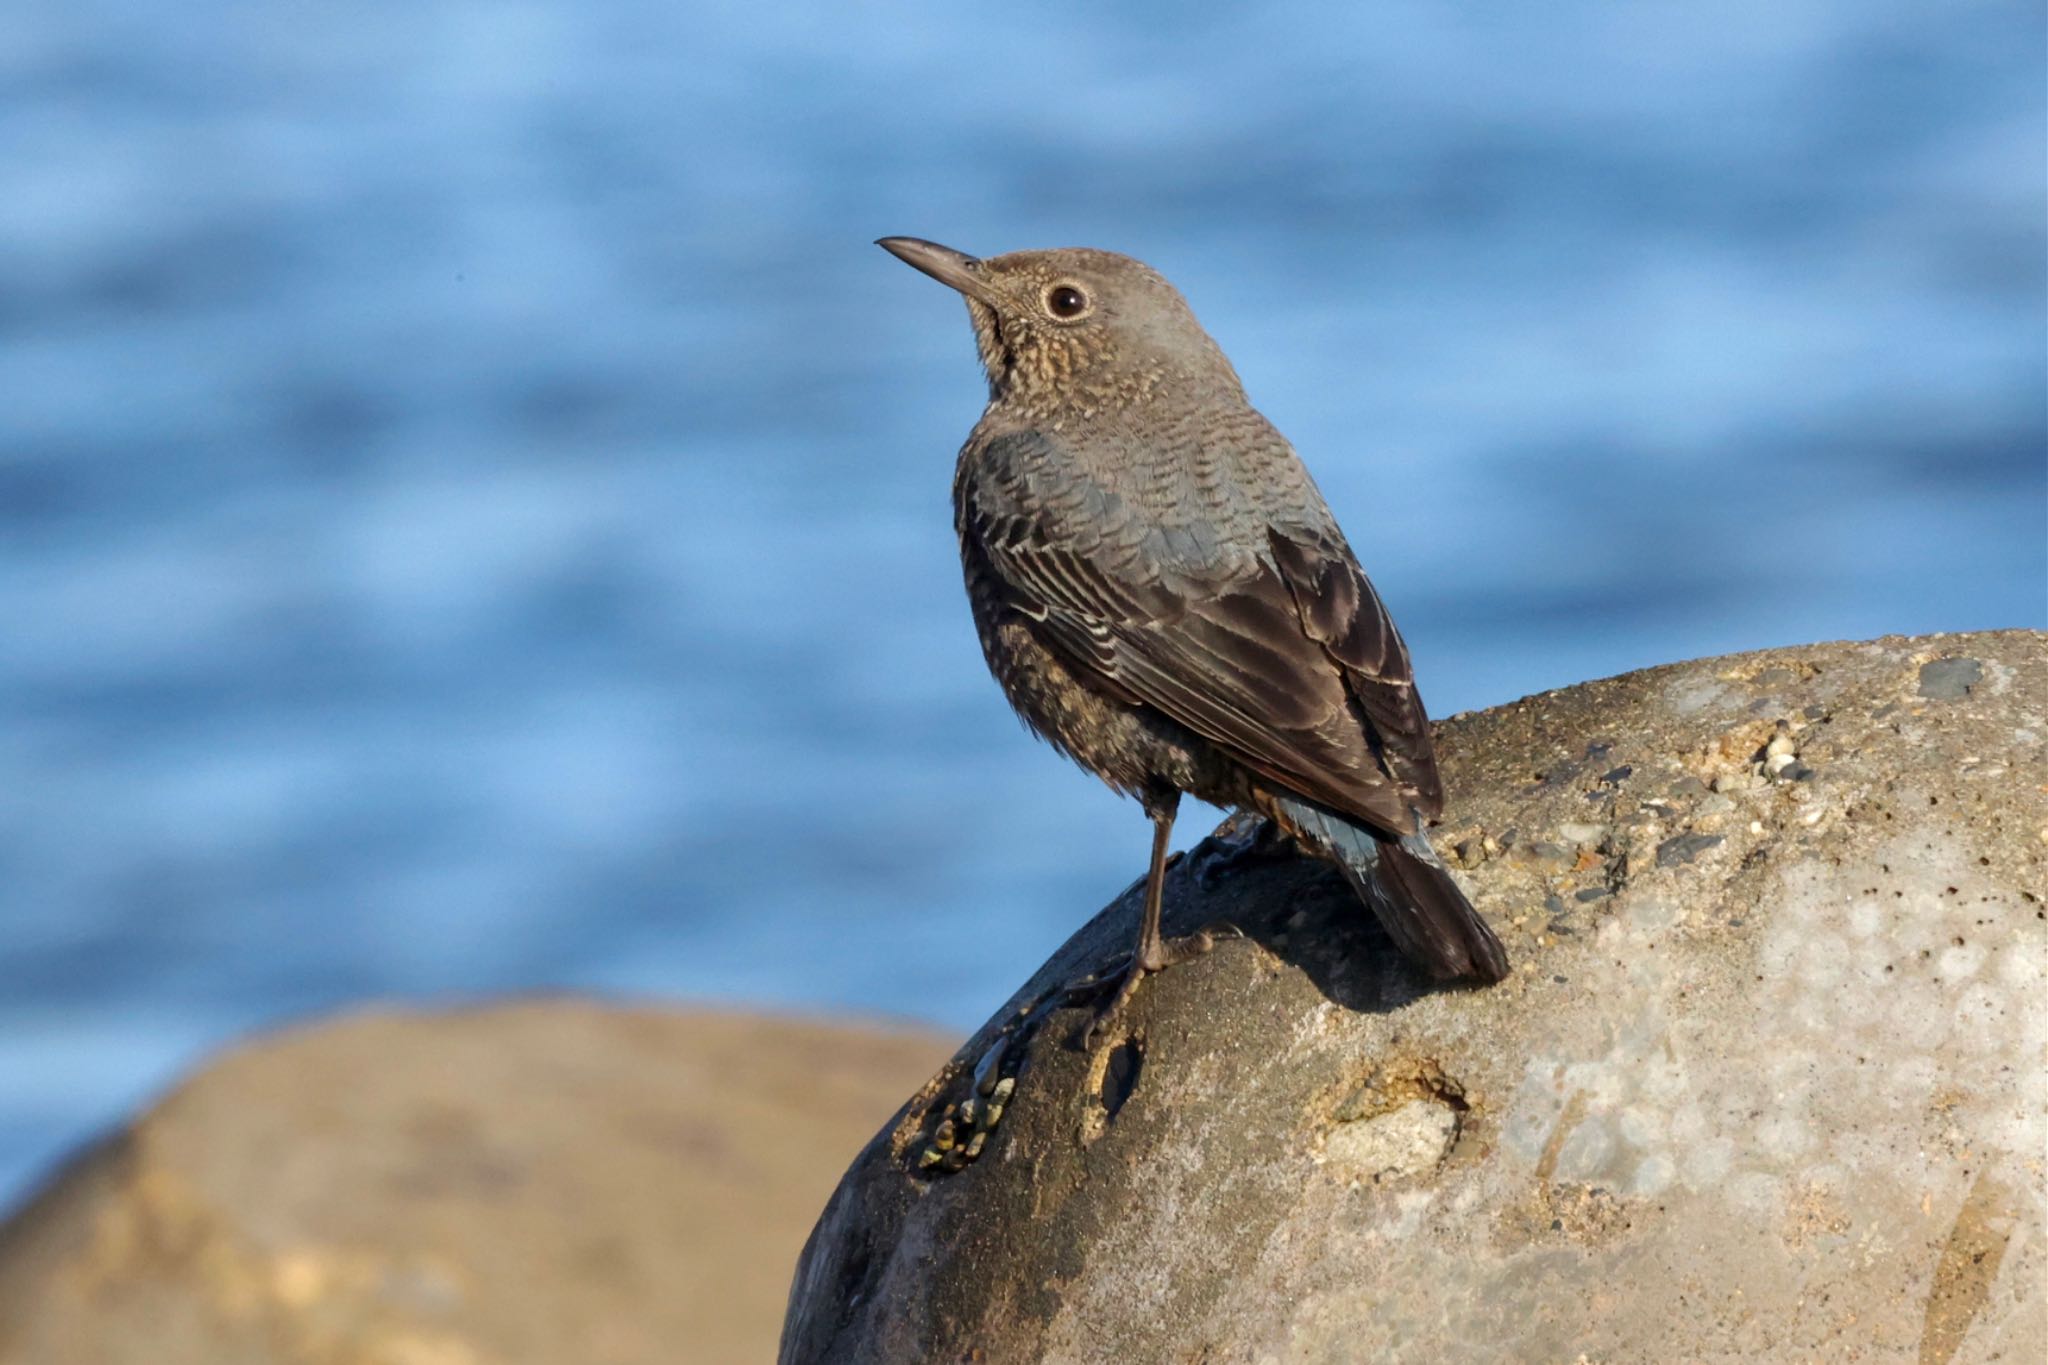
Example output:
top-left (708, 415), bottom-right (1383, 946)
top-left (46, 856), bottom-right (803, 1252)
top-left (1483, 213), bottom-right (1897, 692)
top-left (994, 359), bottom-right (1248, 431)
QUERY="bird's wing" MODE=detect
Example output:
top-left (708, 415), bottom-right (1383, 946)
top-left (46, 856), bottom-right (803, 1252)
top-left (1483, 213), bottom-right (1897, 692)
top-left (960, 431), bottom-right (1437, 831)
top-left (1265, 523), bottom-right (1443, 817)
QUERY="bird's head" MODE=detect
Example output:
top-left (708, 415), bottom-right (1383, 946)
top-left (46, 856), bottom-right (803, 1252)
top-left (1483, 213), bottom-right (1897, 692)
top-left (877, 238), bottom-right (1243, 413)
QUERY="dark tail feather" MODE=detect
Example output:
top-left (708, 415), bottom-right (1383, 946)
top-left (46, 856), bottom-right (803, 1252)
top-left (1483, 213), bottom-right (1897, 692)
top-left (1269, 795), bottom-right (1510, 984)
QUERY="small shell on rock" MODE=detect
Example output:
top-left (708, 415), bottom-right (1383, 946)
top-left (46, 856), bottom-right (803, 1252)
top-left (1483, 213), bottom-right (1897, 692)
top-left (972, 1037), bottom-right (1012, 1095)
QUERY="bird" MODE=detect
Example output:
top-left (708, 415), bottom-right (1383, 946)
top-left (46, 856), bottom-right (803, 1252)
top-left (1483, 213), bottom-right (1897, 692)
top-left (877, 237), bottom-right (1509, 1038)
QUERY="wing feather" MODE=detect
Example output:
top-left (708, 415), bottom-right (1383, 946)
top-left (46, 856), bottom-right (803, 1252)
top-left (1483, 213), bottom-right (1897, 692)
top-left (961, 430), bottom-right (1443, 830)
top-left (1267, 526), bottom-right (1443, 815)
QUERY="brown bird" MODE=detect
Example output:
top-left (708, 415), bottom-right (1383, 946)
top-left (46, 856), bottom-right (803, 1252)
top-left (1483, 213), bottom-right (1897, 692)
top-left (879, 237), bottom-right (1509, 1037)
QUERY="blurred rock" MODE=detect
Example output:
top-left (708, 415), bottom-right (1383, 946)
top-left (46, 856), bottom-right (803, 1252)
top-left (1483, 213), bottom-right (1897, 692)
top-left (0, 1003), bottom-right (951, 1365)
top-left (784, 631), bottom-right (2047, 1364)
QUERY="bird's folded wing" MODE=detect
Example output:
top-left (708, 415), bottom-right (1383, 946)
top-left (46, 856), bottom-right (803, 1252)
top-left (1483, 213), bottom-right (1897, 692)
top-left (962, 437), bottom-right (1437, 831)
top-left (1266, 524), bottom-right (1443, 816)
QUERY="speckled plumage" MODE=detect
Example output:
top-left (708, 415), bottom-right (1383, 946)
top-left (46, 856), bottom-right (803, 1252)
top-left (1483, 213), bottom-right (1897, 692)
top-left (881, 238), bottom-right (1508, 990)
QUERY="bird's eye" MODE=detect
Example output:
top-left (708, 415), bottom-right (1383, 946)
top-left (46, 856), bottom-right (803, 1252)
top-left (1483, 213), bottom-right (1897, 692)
top-left (1045, 284), bottom-right (1089, 319)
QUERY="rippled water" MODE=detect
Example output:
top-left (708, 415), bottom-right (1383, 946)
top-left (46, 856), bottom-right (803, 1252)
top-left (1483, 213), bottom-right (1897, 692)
top-left (1, 1), bottom-right (2041, 1207)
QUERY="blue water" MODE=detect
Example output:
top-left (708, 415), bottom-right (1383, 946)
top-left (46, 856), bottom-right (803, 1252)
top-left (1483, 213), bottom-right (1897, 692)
top-left (1, 1), bottom-right (2041, 1210)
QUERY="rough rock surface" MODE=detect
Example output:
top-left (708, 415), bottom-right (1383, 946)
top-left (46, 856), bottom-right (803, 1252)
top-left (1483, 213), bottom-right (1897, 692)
top-left (783, 631), bottom-right (2047, 1364)
top-left (0, 1003), bottom-right (952, 1365)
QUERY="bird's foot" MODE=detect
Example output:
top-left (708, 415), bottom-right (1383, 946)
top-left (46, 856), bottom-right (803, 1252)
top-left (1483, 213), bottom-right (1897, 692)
top-left (912, 921), bottom-right (1239, 1175)
top-left (1072, 929), bottom-right (1218, 1052)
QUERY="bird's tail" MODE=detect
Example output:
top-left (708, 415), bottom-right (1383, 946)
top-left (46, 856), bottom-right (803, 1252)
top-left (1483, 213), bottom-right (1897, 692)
top-left (1267, 794), bottom-right (1510, 983)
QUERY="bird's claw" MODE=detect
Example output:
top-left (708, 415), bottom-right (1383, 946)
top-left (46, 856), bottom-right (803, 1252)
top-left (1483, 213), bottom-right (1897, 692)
top-left (1058, 955), bottom-right (1132, 1005)
top-left (1069, 928), bottom-right (1219, 1051)
top-left (1080, 968), bottom-right (1143, 1052)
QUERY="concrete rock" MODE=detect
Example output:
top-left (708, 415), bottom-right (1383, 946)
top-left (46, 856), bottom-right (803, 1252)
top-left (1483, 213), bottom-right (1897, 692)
top-left (783, 631), bottom-right (2048, 1364)
top-left (0, 1003), bottom-right (951, 1365)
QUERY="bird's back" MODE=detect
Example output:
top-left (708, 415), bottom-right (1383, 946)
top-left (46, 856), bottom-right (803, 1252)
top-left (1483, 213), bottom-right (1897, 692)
top-left (964, 384), bottom-right (1342, 569)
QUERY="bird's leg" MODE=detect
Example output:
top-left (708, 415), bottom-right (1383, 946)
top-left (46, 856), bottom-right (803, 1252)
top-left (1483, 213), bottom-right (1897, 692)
top-left (1132, 795), bottom-right (1177, 972)
top-left (1080, 791), bottom-right (1214, 1049)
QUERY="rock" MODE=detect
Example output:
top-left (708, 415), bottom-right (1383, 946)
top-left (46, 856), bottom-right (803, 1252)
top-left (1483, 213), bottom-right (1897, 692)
top-left (1920, 657), bottom-right (1985, 700)
top-left (1654, 831), bottom-right (1724, 866)
top-left (1511, 840), bottom-right (1574, 873)
top-left (782, 631), bottom-right (2047, 1364)
top-left (0, 1003), bottom-right (952, 1365)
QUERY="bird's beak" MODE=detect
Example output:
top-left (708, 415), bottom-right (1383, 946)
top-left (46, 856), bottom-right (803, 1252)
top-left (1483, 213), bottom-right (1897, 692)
top-left (876, 237), bottom-right (1002, 309)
